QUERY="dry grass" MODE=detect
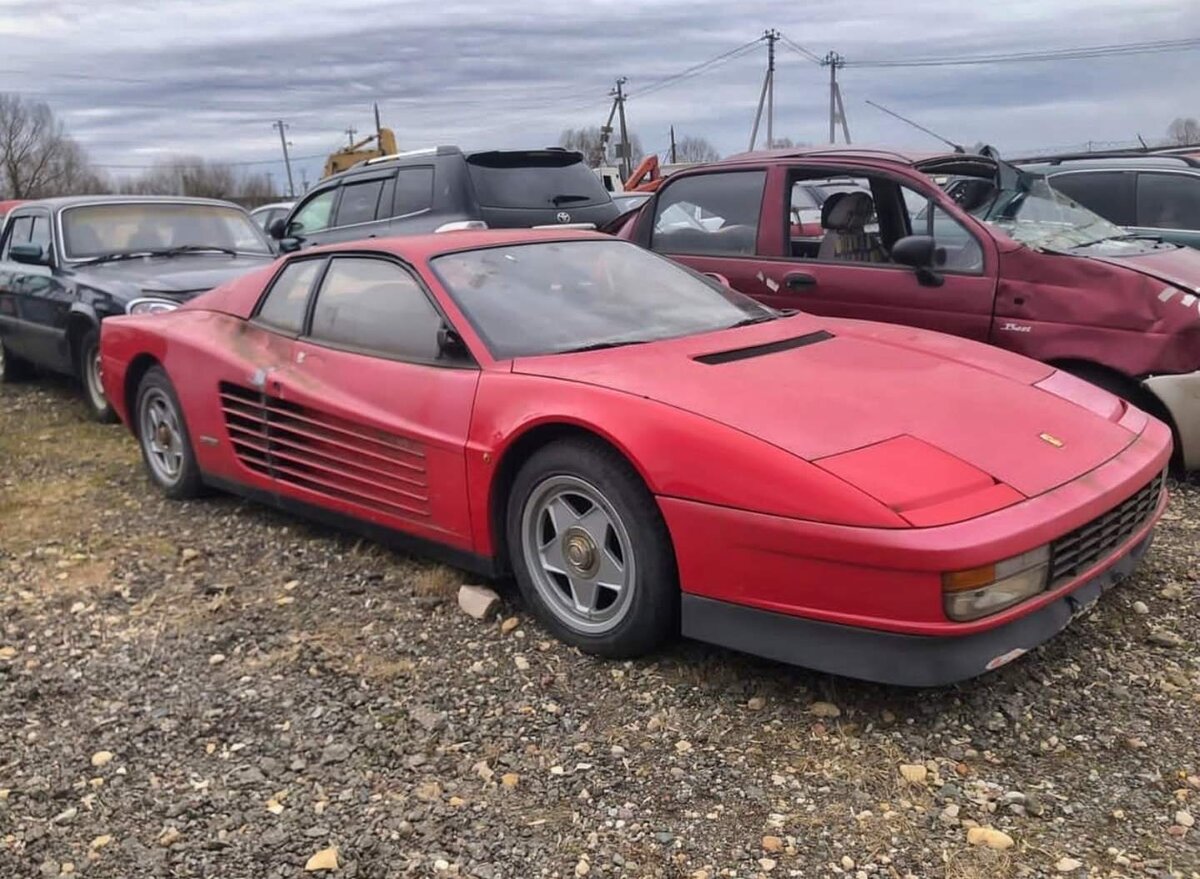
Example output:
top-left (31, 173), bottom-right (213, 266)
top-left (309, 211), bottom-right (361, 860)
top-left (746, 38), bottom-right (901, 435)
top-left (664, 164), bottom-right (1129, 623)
top-left (411, 562), bottom-right (461, 597)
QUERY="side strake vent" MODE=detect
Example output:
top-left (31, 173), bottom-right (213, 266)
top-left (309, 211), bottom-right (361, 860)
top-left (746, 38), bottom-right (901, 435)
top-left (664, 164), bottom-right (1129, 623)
top-left (218, 382), bottom-right (430, 519)
top-left (694, 331), bottom-right (833, 365)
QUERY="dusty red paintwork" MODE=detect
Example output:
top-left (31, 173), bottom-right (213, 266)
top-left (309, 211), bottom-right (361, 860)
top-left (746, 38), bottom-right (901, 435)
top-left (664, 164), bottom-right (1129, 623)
top-left (100, 230), bottom-right (1171, 643)
top-left (617, 150), bottom-right (1200, 468)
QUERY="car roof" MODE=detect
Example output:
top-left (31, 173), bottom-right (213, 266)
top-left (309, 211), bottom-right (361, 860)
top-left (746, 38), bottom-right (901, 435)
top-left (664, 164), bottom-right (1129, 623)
top-left (302, 228), bottom-right (611, 261)
top-left (17, 195), bottom-right (252, 211)
top-left (720, 145), bottom-right (972, 167)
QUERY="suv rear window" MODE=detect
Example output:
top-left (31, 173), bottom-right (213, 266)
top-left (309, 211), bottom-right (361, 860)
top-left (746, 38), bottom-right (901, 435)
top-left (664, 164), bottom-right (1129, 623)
top-left (467, 151), bottom-right (611, 209)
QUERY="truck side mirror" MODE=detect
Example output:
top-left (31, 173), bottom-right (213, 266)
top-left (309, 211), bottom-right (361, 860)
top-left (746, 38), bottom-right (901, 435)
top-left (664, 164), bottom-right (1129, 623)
top-left (9, 243), bottom-right (48, 266)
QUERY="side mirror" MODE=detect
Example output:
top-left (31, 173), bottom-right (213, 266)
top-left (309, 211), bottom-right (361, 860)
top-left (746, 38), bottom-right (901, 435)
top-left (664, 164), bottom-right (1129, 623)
top-left (891, 235), bottom-right (945, 287)
top-left (9, 243), bottom-right (48, 266)
top-left (437, 324), bottom-right (470, 361)
top-left (268, 217), bottom-right (288, 240)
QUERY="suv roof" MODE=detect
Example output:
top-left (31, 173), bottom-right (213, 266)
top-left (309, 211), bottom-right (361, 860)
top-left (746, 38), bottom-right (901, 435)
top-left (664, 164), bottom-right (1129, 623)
top-left (1015, 147), bottom-right (1200, 168)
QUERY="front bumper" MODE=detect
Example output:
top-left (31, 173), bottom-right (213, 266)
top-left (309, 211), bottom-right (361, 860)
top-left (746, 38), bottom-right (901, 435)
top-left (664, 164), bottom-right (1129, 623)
top-left (1143, 369), bottom-right (1200, 470)
top-left (682, 533), bottom-right (1153, 687)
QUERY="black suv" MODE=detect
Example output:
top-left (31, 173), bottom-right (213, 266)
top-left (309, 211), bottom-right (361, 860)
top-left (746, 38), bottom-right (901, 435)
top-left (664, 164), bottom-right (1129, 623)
top-left (269, 147), bottom-right (621, 251)
top-left (0, 196), bottom-right (274, 420)
top-left (1019, 148), bottom-right (1200, 249)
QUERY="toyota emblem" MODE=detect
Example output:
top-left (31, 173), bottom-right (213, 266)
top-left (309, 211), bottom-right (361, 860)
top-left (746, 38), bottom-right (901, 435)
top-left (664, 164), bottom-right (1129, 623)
top-left (556, 211), bottom-right (572, 224)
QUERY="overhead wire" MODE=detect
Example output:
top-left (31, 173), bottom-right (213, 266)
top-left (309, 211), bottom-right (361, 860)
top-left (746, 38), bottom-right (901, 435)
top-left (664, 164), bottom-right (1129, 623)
top-left (847, 37), bottom-right (1200, 68)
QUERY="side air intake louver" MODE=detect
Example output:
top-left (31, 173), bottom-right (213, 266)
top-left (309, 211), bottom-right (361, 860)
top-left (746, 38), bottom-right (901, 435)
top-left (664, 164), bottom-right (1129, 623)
top-left (218, 382), bottom-right (430, 519)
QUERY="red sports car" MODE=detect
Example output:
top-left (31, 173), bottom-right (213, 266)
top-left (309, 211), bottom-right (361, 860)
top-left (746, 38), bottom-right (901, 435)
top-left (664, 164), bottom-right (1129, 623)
top-left (100, 230), bottom-right (1171, 685)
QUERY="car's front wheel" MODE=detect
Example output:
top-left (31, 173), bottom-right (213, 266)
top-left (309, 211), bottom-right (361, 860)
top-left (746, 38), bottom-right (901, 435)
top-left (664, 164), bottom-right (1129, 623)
top-left (78, 328), bottom-right (117, 423)
top-left (506, 438), bottom-right (678, 658)
top-left (136, 366), bottom-right (204, 499)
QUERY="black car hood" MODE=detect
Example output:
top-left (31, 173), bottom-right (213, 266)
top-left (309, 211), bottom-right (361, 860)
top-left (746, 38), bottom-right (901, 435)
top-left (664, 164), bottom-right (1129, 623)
top-left (73, 254), bottom-right (274, 299)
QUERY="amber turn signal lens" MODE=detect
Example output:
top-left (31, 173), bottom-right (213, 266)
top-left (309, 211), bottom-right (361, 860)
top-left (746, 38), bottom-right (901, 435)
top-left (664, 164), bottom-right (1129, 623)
top-left (942, 565), bottom-right (996, 592)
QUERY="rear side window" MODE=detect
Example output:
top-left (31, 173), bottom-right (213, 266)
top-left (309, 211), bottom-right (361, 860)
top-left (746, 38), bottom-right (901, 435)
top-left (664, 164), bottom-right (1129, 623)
top-left (391, 167), bottom-right (434, 217)
top-left (1136, 172), bottom-right (1200, 230)
top-left (467, 152), bottom-right (610, 209)
top-left (308, 257), bottom-right (442, 361)
top-left (1047, 172), bottom-right (1135, 226)
top-left (651, 171), bottom-right (765, 256)
top-left (335, 179), bottom-right (385, 227)
top-left (257, 259), bottom-right (323, 334)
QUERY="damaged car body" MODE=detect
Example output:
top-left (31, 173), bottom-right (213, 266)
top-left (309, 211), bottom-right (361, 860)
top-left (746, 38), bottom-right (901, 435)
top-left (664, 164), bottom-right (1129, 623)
top-left (621, 147), bottom-right (1200, 470)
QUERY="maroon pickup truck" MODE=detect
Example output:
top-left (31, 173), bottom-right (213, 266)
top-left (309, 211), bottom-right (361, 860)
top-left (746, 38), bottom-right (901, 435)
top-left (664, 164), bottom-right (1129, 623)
top-left (617, 147), bottom-right (1200, 470)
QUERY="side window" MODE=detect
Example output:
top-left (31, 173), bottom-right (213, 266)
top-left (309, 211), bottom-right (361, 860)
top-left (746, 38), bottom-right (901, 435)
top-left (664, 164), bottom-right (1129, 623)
top-left (1, 216), bottom-right (35, 261)
top-left (289, 189), bottom-right (338, 235)
top-left (902, 186), bottom-right (984, 274)
top-left (788, 177), bottom-right (881, 260)
top-left (1136, 173), bottom-right (1200, 231)
top-left (256, 259), bottom-right (323, 334)
top-left (392, 167), bottom-right (434, 217)
top-left (308, 257), bottom-right (443, 361)
top-left (651, 171), bottom-right (765, 256)
top-left (29, 215), bottom-right (52, 257)
top-left (335, 179), bottom-right (385, 227)
top-left (1047, 172), bottom-right (1135, 226)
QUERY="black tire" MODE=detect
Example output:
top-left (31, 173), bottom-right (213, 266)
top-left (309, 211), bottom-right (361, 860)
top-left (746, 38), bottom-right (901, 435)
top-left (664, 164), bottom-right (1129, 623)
top-left (0, 336), bottom-right (34, 382)
top-left (135, 366), bottom-right (204, 500)
top-left (78, 327), bottom-right (117, 423)
top-left (506, 437), bottom-right (678, 658)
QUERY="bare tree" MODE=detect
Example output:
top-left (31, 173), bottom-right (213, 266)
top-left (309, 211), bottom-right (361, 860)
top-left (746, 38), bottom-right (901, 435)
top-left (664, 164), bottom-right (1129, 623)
top-left (559, 126), bottom-right (643, 168)
top-left (672, 135), bottom-right (720, 163)
top-left (1166, 117), bottom-right (1200, 146)
top-left (0, 93), bottom-right (106, 198)
top-left (119, 156), bottom-right (274, 205)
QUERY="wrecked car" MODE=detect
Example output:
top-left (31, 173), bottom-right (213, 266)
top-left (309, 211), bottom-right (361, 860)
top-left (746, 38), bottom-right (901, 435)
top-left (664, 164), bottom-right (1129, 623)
top-left (101, 230), bottom-right (1170, 685)
top-left (617, 147), bottom-right (1200, 471)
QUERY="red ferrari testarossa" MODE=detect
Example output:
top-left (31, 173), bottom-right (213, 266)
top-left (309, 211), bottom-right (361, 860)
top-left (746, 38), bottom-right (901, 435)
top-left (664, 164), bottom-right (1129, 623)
top-left (101, 230), bottom-right (1171, 685)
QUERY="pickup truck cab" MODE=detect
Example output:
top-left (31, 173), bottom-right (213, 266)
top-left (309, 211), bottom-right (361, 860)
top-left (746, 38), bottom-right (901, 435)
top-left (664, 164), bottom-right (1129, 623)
top-left (618, 147), bottom-right (1200, 470)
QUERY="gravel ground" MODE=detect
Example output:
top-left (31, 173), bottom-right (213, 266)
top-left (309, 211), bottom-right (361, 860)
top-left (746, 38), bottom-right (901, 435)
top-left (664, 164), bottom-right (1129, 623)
top-left (1, 377), bottom-right (1198, 879)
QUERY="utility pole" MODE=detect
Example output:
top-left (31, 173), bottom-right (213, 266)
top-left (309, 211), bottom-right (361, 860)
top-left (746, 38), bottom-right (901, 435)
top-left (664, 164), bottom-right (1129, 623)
top-left (272, 120), bottom-right (296, 198)
top-left (613, 77), bottom-right (630, 181)
top-left (748, 29), bottom-right (779, 151)
top-left (823, 52), bottom-right (851, 144)
top-left (670, 125), bottom-right (677, 164)
top-left (345, 126), bottom-right (358, 147)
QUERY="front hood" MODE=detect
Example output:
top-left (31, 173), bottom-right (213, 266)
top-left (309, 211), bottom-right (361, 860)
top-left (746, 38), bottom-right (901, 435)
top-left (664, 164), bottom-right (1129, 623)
top-left (74, 254), bottom-right (274, 299)
top-left (1081, 243), bottom-right (1200, 298)
top-left (514, 316), bottom-right (1137, 500)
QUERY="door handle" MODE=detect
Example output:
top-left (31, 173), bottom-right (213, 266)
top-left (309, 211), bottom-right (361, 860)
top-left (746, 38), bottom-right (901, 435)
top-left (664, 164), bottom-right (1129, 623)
top-left (784, 272), bottom-right (817, 290)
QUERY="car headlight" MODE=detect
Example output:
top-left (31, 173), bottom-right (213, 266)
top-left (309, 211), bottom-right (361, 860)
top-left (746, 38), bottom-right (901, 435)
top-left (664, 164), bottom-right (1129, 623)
top-left (127, 297), bottom-right (180, 316)
top-left (942, 546), bottom-right (1050, 621)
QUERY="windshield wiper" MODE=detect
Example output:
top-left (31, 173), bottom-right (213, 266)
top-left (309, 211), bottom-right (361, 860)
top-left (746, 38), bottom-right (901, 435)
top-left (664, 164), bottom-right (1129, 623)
top-left (75, 251), bottom-right (156, 267)
top-left (726, 314), bottom-right (778, 329)
top-left (152, 245), bottom-right (240, 257)
top-left (558, 338), bottom-right (652, 354)
top-left (551, 194), bottom-right (591, 205)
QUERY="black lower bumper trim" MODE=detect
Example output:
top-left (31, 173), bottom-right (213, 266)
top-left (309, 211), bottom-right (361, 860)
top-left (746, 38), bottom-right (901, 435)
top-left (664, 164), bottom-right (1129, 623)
top-left (680, 534), bottom-right (1153, 687)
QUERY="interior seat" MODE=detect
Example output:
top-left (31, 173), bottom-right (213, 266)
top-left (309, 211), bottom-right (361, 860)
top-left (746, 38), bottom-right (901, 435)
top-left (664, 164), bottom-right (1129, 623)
top-left (817, 191), bottom-right (886, 262)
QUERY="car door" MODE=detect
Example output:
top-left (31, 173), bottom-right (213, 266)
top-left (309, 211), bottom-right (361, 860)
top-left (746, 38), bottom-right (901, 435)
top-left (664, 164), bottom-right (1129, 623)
top-left (272, 254), bottom-right (480, 551)
top-left (1133, 171), bottom-right (1200, 248)
top-left (0, 207), bottom-right (74, 371)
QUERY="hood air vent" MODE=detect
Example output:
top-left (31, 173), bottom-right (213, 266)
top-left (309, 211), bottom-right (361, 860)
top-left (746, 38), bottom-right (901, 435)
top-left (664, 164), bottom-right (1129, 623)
top-left (694, 331), bottom-right (833, 365)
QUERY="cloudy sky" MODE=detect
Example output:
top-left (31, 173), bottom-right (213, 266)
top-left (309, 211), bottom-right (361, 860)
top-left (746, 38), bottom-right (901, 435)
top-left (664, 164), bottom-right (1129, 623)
top-left (2, 0), bottom-right (1198, 192)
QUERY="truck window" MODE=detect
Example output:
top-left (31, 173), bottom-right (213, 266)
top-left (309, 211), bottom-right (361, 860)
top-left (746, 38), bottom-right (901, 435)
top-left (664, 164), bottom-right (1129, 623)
top-left (1136, 172), bottom-right (1200, 230)
top-left (651, 171), bottom-right (765, 256)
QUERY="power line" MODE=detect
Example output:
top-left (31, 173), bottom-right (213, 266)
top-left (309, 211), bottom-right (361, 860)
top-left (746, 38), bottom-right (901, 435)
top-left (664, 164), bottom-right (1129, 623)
top-left (847, 36), bottom-right (1200, 68)
top-left (626, 37), bottom-right (765, 100)
top-left (778, 34), bottom-right (824, 65)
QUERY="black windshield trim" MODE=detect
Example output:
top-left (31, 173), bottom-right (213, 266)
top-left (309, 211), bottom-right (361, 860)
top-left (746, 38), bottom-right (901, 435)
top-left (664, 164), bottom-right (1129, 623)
top-left (694, 331), bottom-right (834, 365)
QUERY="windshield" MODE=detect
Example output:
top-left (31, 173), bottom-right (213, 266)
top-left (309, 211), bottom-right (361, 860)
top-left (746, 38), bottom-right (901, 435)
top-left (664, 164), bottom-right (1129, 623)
top-left (431, 239), bottom-right (772, 359)
top-left (965, 176), bottom-right (1127, 251)
top-left (62, 202), bottom-right (272, 260)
